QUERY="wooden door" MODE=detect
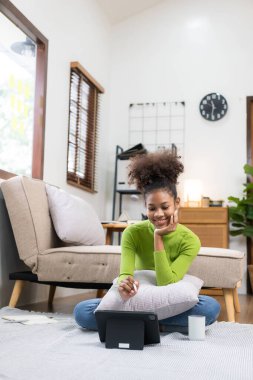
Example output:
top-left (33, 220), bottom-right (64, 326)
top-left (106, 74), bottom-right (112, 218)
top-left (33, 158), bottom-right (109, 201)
top-left (246, 97), bottom-right (253, 292)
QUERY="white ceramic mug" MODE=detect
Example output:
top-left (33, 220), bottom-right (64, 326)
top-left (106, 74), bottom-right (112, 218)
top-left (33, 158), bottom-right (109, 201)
top-left (188, 315), bottom-right (206, 341)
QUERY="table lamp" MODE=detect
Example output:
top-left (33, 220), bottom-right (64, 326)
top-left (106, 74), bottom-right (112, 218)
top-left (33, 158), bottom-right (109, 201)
top-left (184, 179), bottom-right (203, 207)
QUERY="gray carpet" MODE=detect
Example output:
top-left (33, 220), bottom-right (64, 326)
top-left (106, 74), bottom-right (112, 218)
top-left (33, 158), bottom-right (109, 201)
top-left (0, 307), bottom-right (253, 380)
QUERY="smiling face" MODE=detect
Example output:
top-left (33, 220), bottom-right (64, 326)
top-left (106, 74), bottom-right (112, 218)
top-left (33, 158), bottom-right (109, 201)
top-left (145, 189), bottom-right (180, 229)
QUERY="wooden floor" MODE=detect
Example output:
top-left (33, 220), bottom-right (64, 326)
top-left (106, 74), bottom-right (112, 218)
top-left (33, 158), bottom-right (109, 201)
top-left (20, 291), bottom-right (253, 324)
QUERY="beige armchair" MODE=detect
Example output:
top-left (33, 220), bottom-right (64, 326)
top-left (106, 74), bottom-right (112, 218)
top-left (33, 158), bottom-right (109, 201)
top-left (1, 176), bottom-right (245, 321)
top-left (1, 176), bottom-right (120, 306)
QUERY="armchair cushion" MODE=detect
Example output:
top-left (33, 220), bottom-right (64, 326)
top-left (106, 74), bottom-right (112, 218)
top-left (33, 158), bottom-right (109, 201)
top-left (95, 270), bottom-right (203, 320)
top-left (46, 184), bottom-right (105, 246)
top-left (37, 245), bottom-right (121, 282)
top-left (188, 247), bottom-right (245, 288)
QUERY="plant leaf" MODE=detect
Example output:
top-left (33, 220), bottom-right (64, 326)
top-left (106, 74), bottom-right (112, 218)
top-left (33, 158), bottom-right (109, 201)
top-left (244, 164), bottom-right (253, 176)
top-left (243, 183), bottom-right (253, 192)
top-left (229, 215), bottom-right (245, 223)
top-left (231, 222), bottom-right (246, 228)
top-left (242, 199), bottom-right (253, 205)
top-left (230, 229), bottom-right (245, 236)
top-left (228, 196), bottom-right (240, 204)
top-left (243, 225), bottom-right (253, 235)
top-left (246, 207), bottom-right (253, 220)
top-left (227, 164), bottom-right (253, 238)
top-left (229, 207), bottom-right (245, 222)
top-left (228, 205), bottom-right (245, 214)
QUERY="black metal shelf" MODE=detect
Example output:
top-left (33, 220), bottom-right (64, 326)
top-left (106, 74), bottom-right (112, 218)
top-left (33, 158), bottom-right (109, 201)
top-left (116, 189), bottom-right (140, 195)
top-left (112, 145), bottom-right (143, 220)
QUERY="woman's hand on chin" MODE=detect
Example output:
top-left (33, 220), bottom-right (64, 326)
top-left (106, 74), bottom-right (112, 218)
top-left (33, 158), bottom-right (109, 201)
top-left (154, 210), bottom-right (178, 236)
top-left (118, 276), bottom-right (139, 301)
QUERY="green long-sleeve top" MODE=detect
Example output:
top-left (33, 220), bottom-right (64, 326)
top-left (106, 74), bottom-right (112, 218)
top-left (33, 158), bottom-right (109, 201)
top-left (118, 220), bottom-right (201, 286)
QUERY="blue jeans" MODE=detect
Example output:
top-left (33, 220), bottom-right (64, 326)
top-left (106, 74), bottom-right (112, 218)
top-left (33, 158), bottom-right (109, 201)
top-left (73, 295), bottom-right (221, 333)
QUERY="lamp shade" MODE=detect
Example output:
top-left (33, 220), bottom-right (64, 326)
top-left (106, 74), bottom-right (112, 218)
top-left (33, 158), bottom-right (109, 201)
top-left (184, 179), bottom-right (203, 207)
top-left (11, 37), bottom-right (35, 57)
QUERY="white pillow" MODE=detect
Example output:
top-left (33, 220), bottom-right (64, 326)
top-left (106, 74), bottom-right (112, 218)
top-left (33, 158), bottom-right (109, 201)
top-left (46, 184), bottom-right (105, 246)
top-left (95, 270), bottom-right (203, 320)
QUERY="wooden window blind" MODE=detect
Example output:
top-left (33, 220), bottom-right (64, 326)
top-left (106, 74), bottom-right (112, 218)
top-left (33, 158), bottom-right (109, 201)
top-left (67, 62), bottom-right (104, 192)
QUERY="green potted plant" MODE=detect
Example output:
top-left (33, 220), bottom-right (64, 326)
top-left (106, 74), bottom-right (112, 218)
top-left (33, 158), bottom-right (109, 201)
top-left (228, 163), bottom-right (253, 291)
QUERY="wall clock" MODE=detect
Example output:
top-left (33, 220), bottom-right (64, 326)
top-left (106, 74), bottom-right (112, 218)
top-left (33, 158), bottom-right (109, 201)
top-left (199, 93), bottom-right (228, 121)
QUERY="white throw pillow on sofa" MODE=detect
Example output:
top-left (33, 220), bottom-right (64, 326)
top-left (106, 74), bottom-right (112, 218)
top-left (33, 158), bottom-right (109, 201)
top-left (46, 184), bottom-right (105, 246)
top-left (95, 270), bottom-right (203, 320)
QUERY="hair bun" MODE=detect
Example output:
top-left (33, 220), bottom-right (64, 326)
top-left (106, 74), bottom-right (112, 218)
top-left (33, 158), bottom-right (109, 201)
top-left (128, 149), bottom-right (184, 192)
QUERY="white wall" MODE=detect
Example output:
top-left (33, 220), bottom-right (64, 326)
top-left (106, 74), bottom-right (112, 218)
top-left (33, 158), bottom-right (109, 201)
top-left (106, 0), bottom-right (251, 292)
top-left (3, 0), bottom-right (112, 304)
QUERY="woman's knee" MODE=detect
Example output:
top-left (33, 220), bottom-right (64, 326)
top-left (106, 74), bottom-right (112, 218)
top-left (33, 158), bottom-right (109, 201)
top-left (198, 296), bottom-right (221, 325)
top-left (73, 301), bottom-right (86, 328)
top-left (73, 298), bottom-right (100, 330)
top-left (208, 297), bottom-right (221, 325)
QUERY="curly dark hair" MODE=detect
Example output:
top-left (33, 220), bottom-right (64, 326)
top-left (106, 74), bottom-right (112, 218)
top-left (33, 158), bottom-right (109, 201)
top-left (128, 149), bottom-right (184, 198)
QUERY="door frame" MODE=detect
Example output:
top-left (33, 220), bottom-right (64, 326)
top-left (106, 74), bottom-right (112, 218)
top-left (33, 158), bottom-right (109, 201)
top-left (246, 96), bottom-right (253, 293)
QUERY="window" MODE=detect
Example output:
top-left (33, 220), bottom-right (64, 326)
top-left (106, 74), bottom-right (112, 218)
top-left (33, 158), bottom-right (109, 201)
top-left (67, 62), bottom-right (104, 193)
top-left (0, 0), bottom-right (48, 180)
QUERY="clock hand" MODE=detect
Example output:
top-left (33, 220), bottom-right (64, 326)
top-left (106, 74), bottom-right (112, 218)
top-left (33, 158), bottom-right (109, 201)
top-left (210, 102), bottom-right (215, 119)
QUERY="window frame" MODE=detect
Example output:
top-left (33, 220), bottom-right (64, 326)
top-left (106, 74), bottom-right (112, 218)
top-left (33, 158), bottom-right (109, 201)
top-left (67, 61), bottom-right (104, 193)
top-left (0, 0), bottom-right (48, 179)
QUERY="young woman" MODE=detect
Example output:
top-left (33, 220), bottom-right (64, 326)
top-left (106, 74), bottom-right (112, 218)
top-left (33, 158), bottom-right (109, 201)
top-left (74, 150), bottom-right (220, 332)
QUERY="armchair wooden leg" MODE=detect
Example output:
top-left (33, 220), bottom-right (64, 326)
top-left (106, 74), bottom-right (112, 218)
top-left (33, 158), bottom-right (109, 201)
top-left (223, 288), bottom-right (235, 322)
top-left (96, 289), bottom-right (106, 298)
top-left (9, 280), bottom-right (25, 308)
top-left (48, 285), bottom-right (57, 305)
top-left (233, 288), bottom-right (241, 313)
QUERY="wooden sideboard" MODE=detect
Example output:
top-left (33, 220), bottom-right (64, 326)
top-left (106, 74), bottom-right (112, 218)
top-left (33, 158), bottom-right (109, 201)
top-left (178, 207), bottom-right (228, 248)
top-left (103, 207), bottom-right (229, 248)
